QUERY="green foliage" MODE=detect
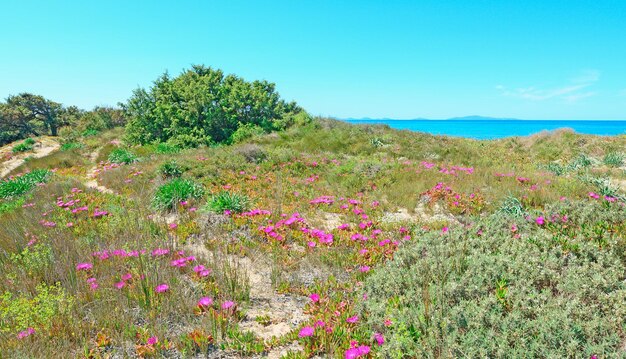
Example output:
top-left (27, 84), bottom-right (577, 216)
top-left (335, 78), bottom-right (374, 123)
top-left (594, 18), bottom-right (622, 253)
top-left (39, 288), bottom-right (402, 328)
top-left (78, 106), bottom-right (125, 132)
top-left (10, 244), bottom-right (54, 273)
top-left (108, 148), bottom-right (138, 164)
top-left (159, 160), bottom-right (186, 178)
top-left (12, 139), bottom-right (35, 153)
top-left (123, 65), bottom-right (302, 147)
top-left (0, 93), bottom-right (77, 145)
top-left (361, 206), bottom-right (626, 358)
top-left (0, 169), bottom-right (50, 199)
top-left (0, 283), bottom-right (74, 334)
top-left (81, 129), bottom-right (99, 137)
top-left (155, 142), bottom-right (181, 154)
top-left (603, 152), bottom-right (624, 167)
top-left (230, 123), bottom-right (265, 143)
top-left (152, 178), bottom-right (205, 210)
top-left (205, 191), bottom-right (250, 214)
top-left (59, 142), bottom-right (83, 151)
top-left (498, 195), bottom-right (526, 217)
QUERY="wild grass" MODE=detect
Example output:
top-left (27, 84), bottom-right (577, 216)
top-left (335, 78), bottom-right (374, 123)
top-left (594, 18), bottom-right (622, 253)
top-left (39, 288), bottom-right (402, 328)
top-left (1, 118), bottom-right (625, 357)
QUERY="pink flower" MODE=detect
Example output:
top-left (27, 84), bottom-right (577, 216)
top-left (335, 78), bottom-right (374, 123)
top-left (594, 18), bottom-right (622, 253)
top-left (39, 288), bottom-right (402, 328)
top-left (76, 262), bottom-right (93, 271)
top-left (309, 293), bottom-right (320, 303)
top-left (155, 284), bottom-right (169, 293)
top-left (346, 315), bottom-right (359, 323)
top-left (222, 300), bottom-right (235, 310)
top-left (17, 327), bottom-right (35, 339)
top-left (441, 227), bottom-right (449, 233)
top-left (359, 265), bottom-right (370, 273)
top-left (384, 319), bottom-right (392, 327)
top-left (374, 332), bottom-right (385, 346)
top-left (114, 281), bottom-right (125, 289)
top-left (198, 296), bottom-right (213, 308)
top-left (122, 273), bottom-right (132, 281)
top-left (298, 326), bottom-right (315, 337)
top-left (535, 216), bottom-right (545, 225)
top-left (147, 336), bottom-right (158, 345)
top-left (169, 223), bottom-right (178, 229)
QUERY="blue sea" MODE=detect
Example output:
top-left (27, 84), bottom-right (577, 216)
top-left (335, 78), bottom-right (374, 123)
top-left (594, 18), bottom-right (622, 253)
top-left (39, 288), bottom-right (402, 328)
top-left (344, 119), bottom-right (626, 140)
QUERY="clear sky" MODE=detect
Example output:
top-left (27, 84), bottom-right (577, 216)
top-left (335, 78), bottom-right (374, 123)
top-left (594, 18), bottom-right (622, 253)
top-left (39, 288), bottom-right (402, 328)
top-left (1, 0), bottom-right (625, 119)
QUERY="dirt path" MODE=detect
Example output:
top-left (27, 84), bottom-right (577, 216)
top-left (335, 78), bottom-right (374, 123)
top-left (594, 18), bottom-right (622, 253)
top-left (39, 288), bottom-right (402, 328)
top-left (0, 137), bottom-right (60, 178)
top-left (184, 237), bottom-right (307, 357)
top-left (84, 147), bottom-right (115, 194)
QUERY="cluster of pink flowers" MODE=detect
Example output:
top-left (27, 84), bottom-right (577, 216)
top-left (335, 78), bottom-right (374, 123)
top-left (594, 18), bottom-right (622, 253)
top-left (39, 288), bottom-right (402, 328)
top-left (17, 327), bottom-right (35, 339)
top-left (239, 209), bottom-right (271, 217)
top-left (193, 264), bottom-right (212, 277)
top-left (309, 195), bottom-right (335, 205)
top-left (439, 166), bottom-right (474, 176)
top-left (345, 342), bottom-right (370, 359)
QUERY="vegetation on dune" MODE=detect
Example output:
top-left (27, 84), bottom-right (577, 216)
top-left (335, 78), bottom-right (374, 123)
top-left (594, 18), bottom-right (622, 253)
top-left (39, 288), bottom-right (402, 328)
top-left (1, 67), bottom-right (626, 357)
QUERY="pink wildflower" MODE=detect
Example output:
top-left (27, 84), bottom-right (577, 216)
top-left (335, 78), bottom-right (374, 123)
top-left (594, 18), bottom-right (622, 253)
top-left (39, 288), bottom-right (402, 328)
top-left (222, 300), bottom-right (235, 310)
top-left (346, 315), bottom-right (359, 323)
top-left (310, 293), bottom-right (320, 303)
top-left (76, 262), bottom-right (93, 271)
top-left (17, 328), bottom-right (35, 339)
top-left (374, 332), bottom-right (385, 346)
top-left (298, 326), bottom-right (315, 337)
top-left (198, 296), bottom-right (213, 308)
top-left (155, 284), bottom-right (169, 293)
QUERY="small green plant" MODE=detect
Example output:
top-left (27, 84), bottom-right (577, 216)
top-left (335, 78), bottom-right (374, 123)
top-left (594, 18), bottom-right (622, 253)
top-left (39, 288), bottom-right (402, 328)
top-left (81, 129), bottom-right (99, 137)
top-left (205, 191), bottom-right (250, 214)
top-left (60, 142), bottom-right (83, 151)
top-left (12, 139), bottom-right (35, 153)
top-left (603, 152), bottom-right (624, 167)
top-left (254, 314), bottom-right (271, 326)
top-left (0, 169), bottom-right (50, 199)
top-left (498, 195), bottom-right (526, 217)
top-left (152, 178), bottom-right (205, 210)
top-left (108, 148), bottom-right (138, 164)
top-left (155, 142), bottom-right (181, 154)
top-left (159, 160), bottom-right (185, 178)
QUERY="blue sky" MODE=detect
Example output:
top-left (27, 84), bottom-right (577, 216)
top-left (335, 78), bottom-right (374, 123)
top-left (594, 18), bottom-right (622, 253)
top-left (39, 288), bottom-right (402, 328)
top-left (1, 0), bottom-right (625, 119)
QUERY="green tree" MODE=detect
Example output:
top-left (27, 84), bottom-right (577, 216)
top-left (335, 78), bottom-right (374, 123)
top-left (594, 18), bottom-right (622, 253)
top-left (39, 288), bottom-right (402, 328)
top-left (123, 65), bottom-right (302, 147)
top-left (0, 93), bottom-right (74, 145)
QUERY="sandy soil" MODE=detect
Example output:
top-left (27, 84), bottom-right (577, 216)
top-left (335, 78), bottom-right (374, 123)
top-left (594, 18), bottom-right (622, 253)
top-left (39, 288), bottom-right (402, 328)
top-left (0, 137), bottom-right (60, 178)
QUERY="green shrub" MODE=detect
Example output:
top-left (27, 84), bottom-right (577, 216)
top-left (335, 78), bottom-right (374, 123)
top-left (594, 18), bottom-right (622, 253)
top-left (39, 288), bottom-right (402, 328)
top-left (230, 123), bottom-right (265, 143)
top-left (124, 65), bottom-right (302, 147)
top-left (603, 152), bottom-right (624, 167)
top-left (360, 209), bottom-right (626, 358)
top-left (159, 160), bottom-right (185, 178)
top-left (108, 148), bottom-right (138, 164)
top-left (59, 142), bottom-right (83, 151)
top-left (0, 283), bottom-right (74, 334)
top-left (152, 178), bottom-right (205, 210)
top-left (235, 144), bottom-right (267, 163)
top-left (81, 129), bottom-right (99, 137)
top-left (155, 142), bottom-right (181, 154)
top-left (12, 139), bottom-right (35, 153)
top-left (498, 195), bottom-right (526, 217)
top-left (205, 191), bottom-right (250, 214)
top-left (0, 169), bottom-right (50, 199)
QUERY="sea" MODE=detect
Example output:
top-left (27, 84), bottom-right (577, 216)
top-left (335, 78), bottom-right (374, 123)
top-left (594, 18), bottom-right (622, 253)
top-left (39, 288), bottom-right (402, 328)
top-left (343, 119), bottom-right (626, 140)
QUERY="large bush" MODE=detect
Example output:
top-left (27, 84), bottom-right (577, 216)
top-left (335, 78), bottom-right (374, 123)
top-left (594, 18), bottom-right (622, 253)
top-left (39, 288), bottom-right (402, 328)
top-left (360, 202), bottom-right (626, 358)
top-left (123, 65), bottom-right (302, 147)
